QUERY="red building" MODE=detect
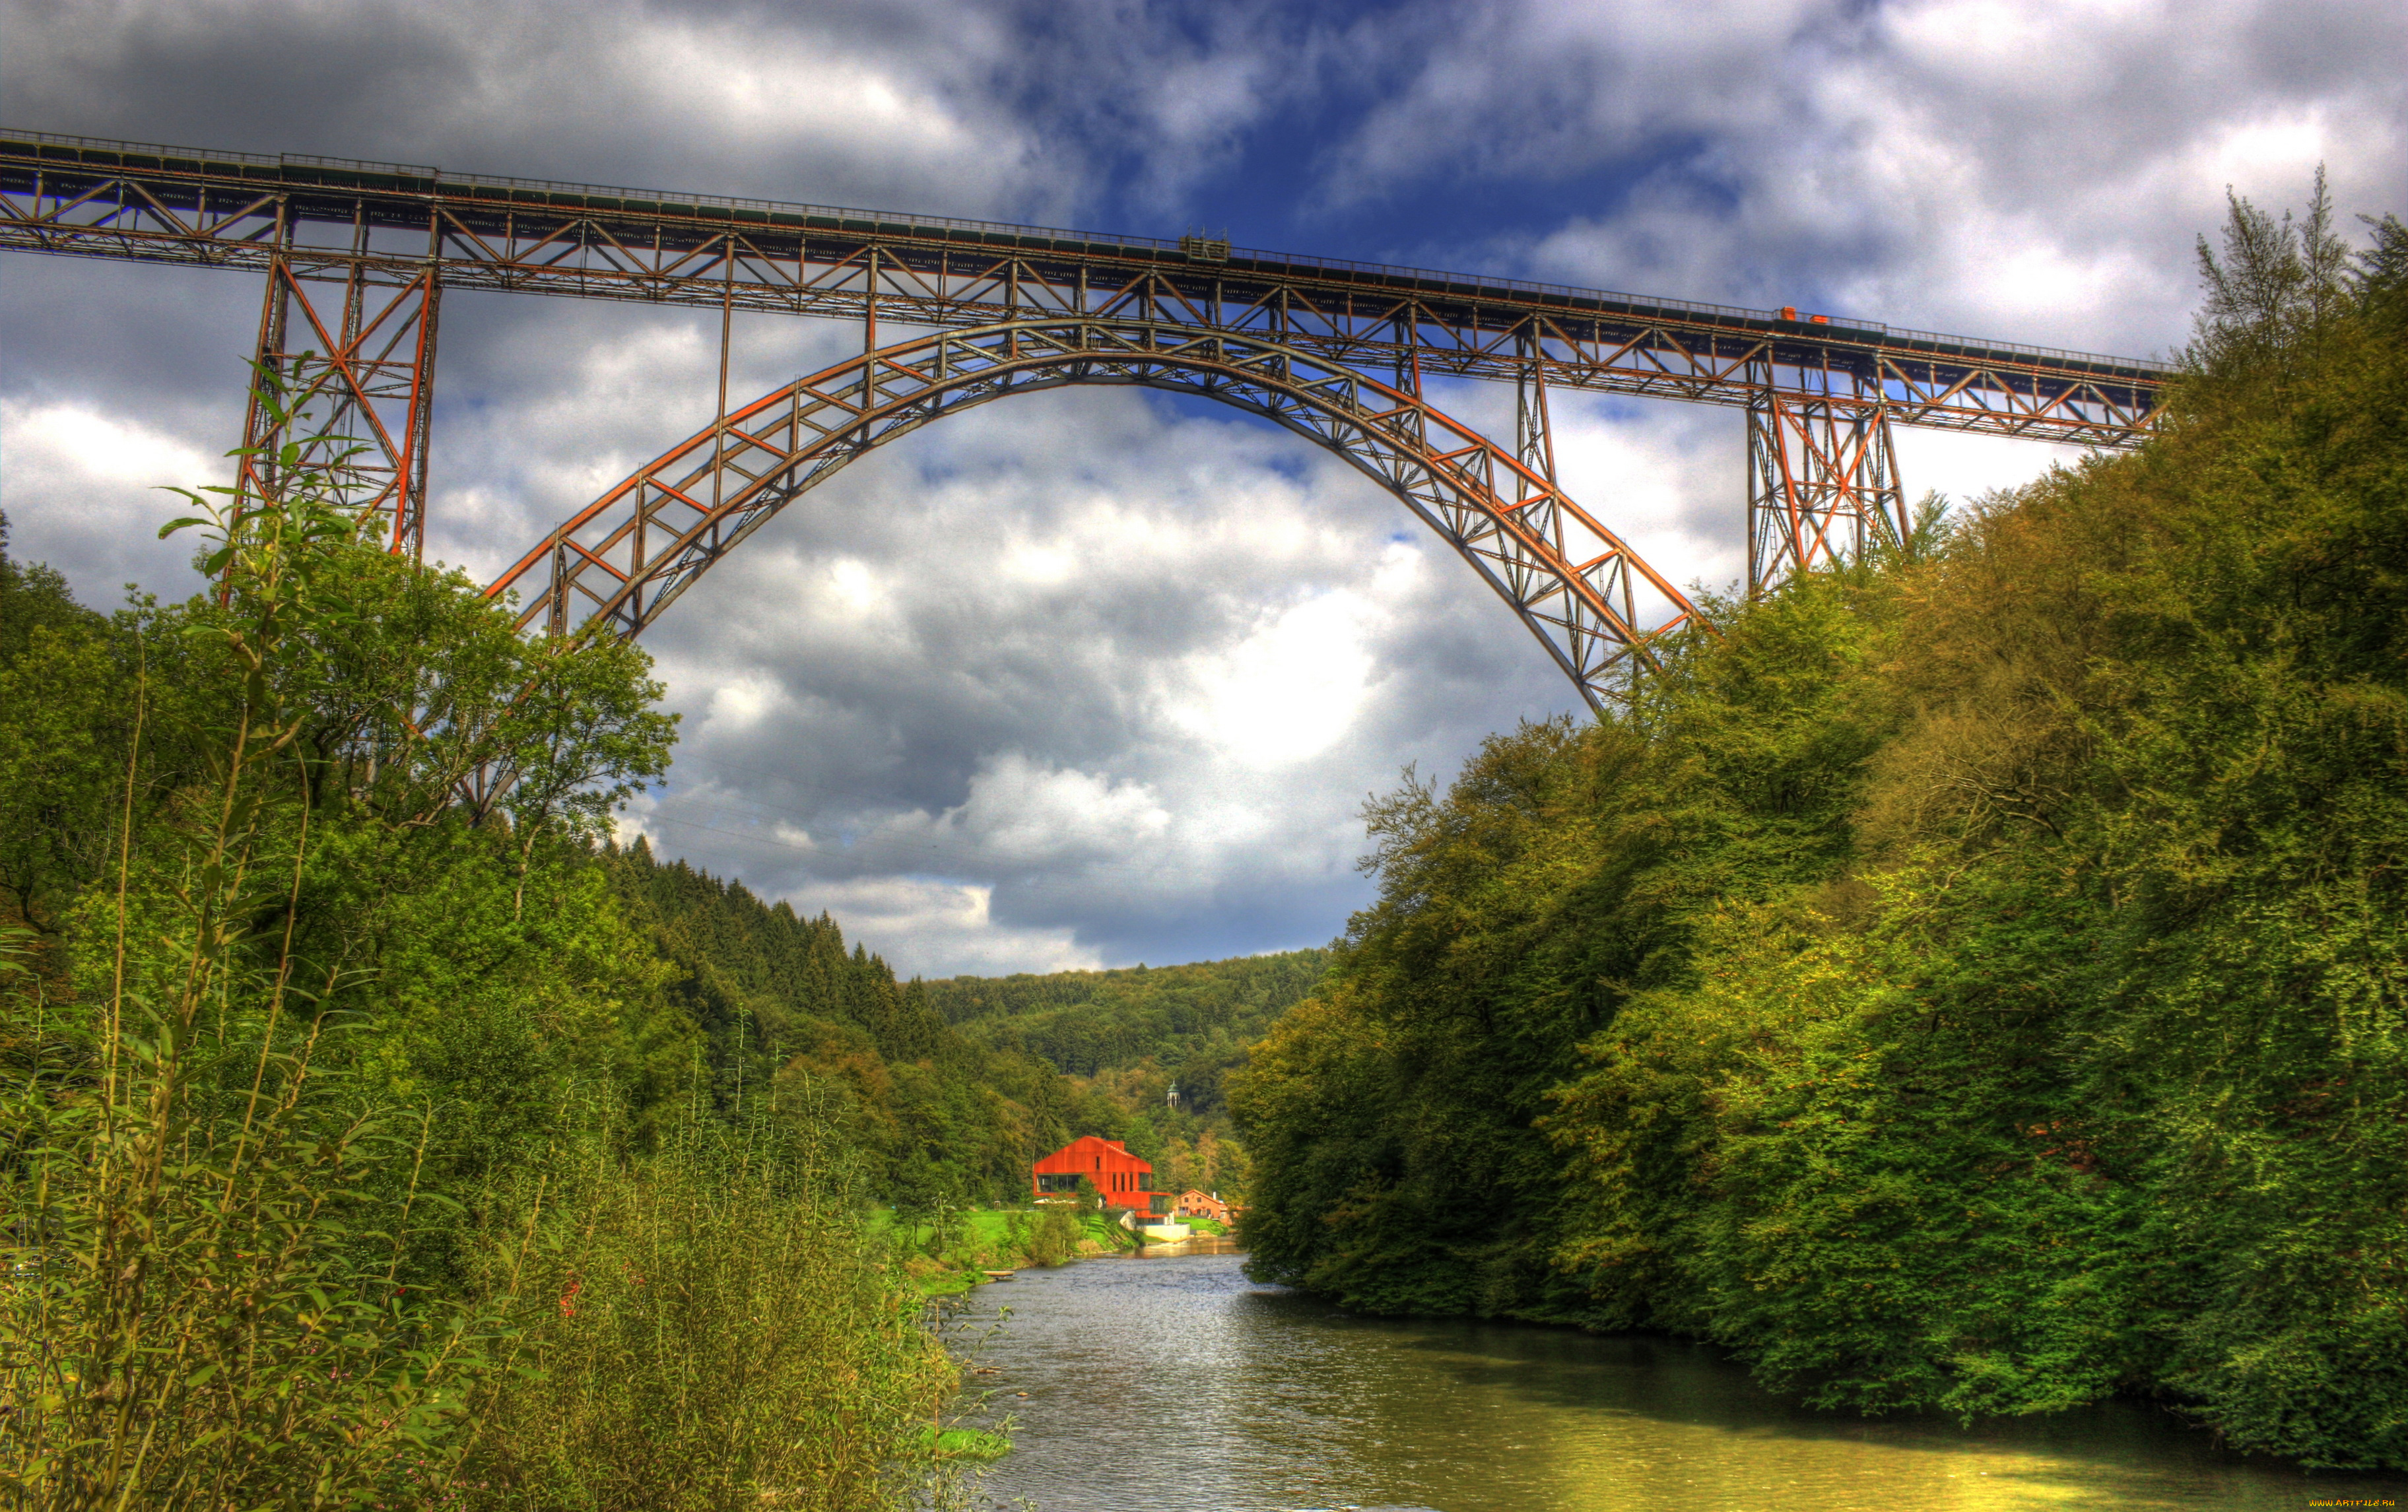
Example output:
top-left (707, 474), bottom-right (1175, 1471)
top-left (1033, 1135), bottom-right (1172, 1216)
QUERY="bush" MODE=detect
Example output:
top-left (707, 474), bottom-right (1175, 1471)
top-left (1, 465), bottom-right (497, 1509)
top-left (0, 385), bottom-right (975, 1508)
top-left (1017, 1204), bottom-right (1084, 1268)
top-left (452, 1113), bottom-right (953, 1511)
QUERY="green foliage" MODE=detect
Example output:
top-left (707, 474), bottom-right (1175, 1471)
top-left (601, 843), bottom-right (1085, 1204)
top-left (1235, 562), bottom-right (1907, 1317)
top-left (0, 515), bottom-right (124, 950)
top-left (0, 387), bottom-right (964, 1507)
top-left (921, 1427), bottom-right (1012, 1463)
top-left (617, 854), bottom-right (1302, 1206)
top-left (898, 949), bottom-right (1320, 1210)
top-left (2, 442), bottom-right (510, 1507)
top-left (1234, 181), bottom-right (2408, 1470)
top-left (1019, 1203), bottom-right (1085, 1266)
top-left (927, 948), bottom-right (1327, 1106)
top-left (454, 1111), bottom-right (953, 1511)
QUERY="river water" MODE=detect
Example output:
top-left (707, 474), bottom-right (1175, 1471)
top-left (945, 1242), bottom-right (2403, 1512)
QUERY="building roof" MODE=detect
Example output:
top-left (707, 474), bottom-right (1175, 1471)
top-left (1034, 1134), bottom-right (1153, 1171)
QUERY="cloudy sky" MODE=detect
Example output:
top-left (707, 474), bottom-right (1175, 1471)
top-left (4, 0), bottom-right (2402, 976)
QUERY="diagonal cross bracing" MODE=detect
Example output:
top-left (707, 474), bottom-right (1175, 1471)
top-left (486, 319), bottom-right (1700, 711)
top-left (0, 127), bottom-right (2175, 706)
top-left (0, 129), bottom-right (2166, 447)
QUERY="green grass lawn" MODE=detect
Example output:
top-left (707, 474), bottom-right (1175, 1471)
top-left (882, 1206), bottom-right (1138, 1293)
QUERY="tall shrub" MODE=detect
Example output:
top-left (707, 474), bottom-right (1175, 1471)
top-left (1, 413), bottom-right (494, 1507)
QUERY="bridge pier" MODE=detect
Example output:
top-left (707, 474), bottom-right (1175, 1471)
top-left (239, 213), bottom-right (442, 560)
top-left (1744, 389), bottom-right (1906, 597)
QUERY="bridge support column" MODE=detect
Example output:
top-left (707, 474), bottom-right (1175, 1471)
top-left (1502, 339), bottom-right (1567, 601)
top-left (1745, 391), bottom-right (1906, 596)
top-left (239, 239), bottom-right (442, 559)
top-left (1514, 333), bottom-right (1637, 679)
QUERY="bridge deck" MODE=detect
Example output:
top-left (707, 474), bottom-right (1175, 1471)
top-left (0, 128), bottom-right (2167, 445)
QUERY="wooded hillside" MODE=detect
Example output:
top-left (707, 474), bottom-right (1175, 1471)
top-left (1232, 188), bottom-right (2408, 1470)
top-left (924, 948), bottom-right (1326, 1108)
top-left (598, 839), bottom-right (1112, 1210)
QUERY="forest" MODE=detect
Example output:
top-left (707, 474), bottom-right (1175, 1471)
top-left (0, 426), bottom-right (1285, 1503)
top-left (1232, 189), bottom-right (2408, 1470)
top-left (602, 842), bottom-right (1278, 1204)
top-left (927, 948), bottom-right (1323, 1099)
top-left (0, 432), bottom-right (1170, 1505)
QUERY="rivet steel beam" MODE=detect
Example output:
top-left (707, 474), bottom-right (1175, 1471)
top-left (0, 127), bottom-right (2173, 702)
top-left (485, 319), bottom-right (1702, 711)
top-left (240, 244), bottom-right (441, 556)
top-left (0, 129), bottom-right (2167, 453)
top-left (1746, 388), bottom-right (1908, 595)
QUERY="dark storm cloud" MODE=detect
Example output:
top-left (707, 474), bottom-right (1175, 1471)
top-left (4, 0), bottom-right (2401, 972)
top-left (4, 0), bottom-right (1057, 214)
top-left (2, 0), bottom-right (1337, 228)
top-left (0, 256), bottom-right (261, 599)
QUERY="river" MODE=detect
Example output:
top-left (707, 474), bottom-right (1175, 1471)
top-left (943, 1242), bottom-right (2404, 1512)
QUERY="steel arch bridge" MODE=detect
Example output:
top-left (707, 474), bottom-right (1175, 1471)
top-left (0, 128), bottom-right (2171, 708)
top-left (485, 318), bottom-right (1696, 707)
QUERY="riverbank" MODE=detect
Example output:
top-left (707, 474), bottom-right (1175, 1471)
top-left (890, 1208), bottom-right (1149, 1295)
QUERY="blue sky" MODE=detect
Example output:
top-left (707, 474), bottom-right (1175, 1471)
top-left (5, 0), bottom-right (2403, 974)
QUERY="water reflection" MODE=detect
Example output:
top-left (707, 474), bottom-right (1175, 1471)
top-left (950, 1251), bottom-right (2403, 1512)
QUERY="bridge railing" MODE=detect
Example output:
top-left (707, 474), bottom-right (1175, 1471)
top-left (4, 127), bottom-right (2173, 377)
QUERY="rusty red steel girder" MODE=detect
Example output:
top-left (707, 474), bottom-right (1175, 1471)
top-left (0, 128), bottom-right (2171, 703)
top-left (487, 319), bottom-right (1695, 709)
top-left (235, 253), bottom-right (441, 558)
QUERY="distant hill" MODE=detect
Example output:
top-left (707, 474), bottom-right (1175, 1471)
top-left (599, 836), bottom-right (1116, 1206)
top-left (923, 949), bottom-right (1330, 1112)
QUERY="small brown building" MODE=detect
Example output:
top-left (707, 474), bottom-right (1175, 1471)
top-left (1174, 1189), bottom-right (1234, 1224)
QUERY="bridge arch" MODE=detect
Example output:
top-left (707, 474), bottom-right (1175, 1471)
top-left (486, 318), bottom-right (1702, 709)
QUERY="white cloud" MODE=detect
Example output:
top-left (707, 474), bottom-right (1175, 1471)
top-left (763, 872), bottom-right (1106, 977)
top-left (0, 0), bottom-right (1068, 219)
top-left (1889, 428), bottom-right (2094, 512)
top-left (561, 381), bottom-right (1586, 973)
top-left (1343, 0), bottom-right (2404, 354)
top-left (703, 671), bottom-right (792, 735)
top-left (1170, 587), bottom-right (1382, 769)
top-left (0, 397), bottom-right (217, 605)
top-left (887, 753), bottom-right (1174, 866)
top-left (5, 0), bottom-right (2400, 977)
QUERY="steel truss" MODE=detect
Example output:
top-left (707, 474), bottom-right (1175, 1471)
top-left (1746, 391), bottom-right (1908, 593)
top-left (242, 247), bottom-right (441, 555)
top-left (0, 131), bottom-right (2165, 447)
top-left (486, 319), bottom-right (1699, 711)
top-left (0, 129), bottom-right (2174, 703)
